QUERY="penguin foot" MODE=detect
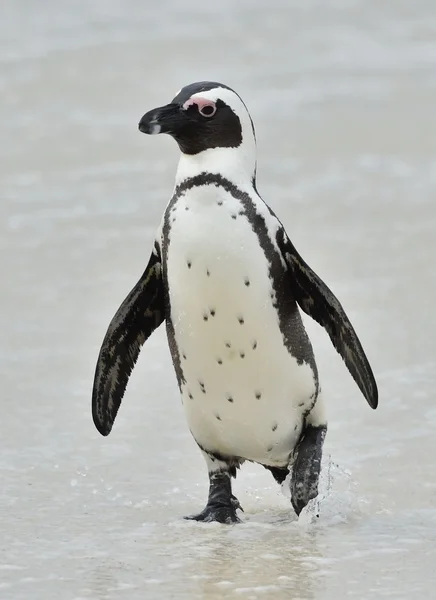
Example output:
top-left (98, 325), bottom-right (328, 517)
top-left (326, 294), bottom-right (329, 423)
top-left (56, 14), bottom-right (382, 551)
top-left (185, 469), bottom-right (243, 523)
top-left (290, 424), bottom-right (327, 516)
top-left (185, 501), bottom-right (242, 524)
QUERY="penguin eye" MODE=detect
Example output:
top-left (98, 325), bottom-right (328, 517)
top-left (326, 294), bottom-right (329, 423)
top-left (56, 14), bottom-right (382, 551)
top-left (198, 103), bottom-right (216, 118)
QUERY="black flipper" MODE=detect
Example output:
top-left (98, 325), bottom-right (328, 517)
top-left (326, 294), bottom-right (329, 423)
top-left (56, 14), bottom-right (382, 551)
top-left (291, 424), bottom-right (327, 515)
top-left (277, 228), bottom-right (378, 409)
top-left (92, 242), bottom-right (165, 436)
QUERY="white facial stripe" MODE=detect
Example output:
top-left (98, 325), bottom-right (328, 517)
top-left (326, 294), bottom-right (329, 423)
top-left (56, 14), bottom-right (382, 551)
top-left (190, 87), bottom-right (246, 120)
top-left (182, 97), bottom-right (216, 111)
top-left (149, 123), bottom-right (161, 135)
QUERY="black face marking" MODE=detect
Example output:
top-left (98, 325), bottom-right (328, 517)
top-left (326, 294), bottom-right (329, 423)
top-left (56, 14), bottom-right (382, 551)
top-left (167, 81), bottom-right (250, 156)
top-left (166, 86), bottom-right (243, 155)
top-left (244, 277), bottom-right (250, 287)
top-left (272, 423), bottom-right (278, 432)
top-left (238, 316), bottom-right (244, 325)
top-left (240, 352), bottom-right (245, 359)
top-left (255, 391), bottom-right (261, 400)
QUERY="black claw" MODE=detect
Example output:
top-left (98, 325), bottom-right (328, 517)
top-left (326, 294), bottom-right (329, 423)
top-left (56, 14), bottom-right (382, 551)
top-left (185, 504), bottom-right (241, 524)
top-left (231, 494), bottom-right (244, 512)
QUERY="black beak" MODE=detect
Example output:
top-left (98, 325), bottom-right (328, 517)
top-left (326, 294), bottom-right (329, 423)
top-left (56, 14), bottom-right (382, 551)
top-left (138, 103), bottom-right (180, 135)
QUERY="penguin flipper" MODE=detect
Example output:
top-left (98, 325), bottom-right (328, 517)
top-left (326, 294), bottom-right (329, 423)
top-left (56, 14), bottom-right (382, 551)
top-left (279, 230), bottom-right (378, 409)
top-left (92, 242), bottom-right (165, 436)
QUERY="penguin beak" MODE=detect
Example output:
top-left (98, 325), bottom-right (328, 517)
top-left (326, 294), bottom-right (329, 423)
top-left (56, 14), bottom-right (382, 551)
top-left (138, 103), bottom-right (181, 135)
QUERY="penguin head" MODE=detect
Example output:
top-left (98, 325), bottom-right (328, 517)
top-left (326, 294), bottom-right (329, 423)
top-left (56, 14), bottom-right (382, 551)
top-left (139, 82), bottom-right (257, 182)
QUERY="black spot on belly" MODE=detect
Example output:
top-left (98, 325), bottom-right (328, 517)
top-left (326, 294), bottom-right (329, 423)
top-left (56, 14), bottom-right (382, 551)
top-left (227, 395), bottom-right (234, 403)
top-left (272, 423), bottom-right (278, 432)
top-left (185, 206), bottom-right (189, 211)
top-left (255, 391), bottom-right (262, 400)
top-left (238, 210), bottom-right (244, 216)
top-left (188, 392), bottom-right (193, 400)
top-left (238, 316), bottom-right (244, 325)
top-left (298, 401), bottom-right (305, 407)
top-left (210, 308), bottom-right (216, 317)
top-left (252, 340), bottom-right (257, 350)
top-left (231, 214), bottom-right (237, 220)
top-left (217, 200), bottom-right (223, 206)
top-left (240, 352), bottom-right (245, 358)
top-left (203, 314), bottom-right (209, 322)
top-left (199, 381), bottom-right (206, 393)
top-left (217, 358), bottom-right (223, 365)
top-left (294, 424), bottom-right (298, 431)
top-left (225, 342), bottom-right (231, 348)
top-left (187, 260), bottom-right (192, 269)
top-left (182, 353), bottom-right (187, 360)
top-left (206, 269), bottom-right (210, 276)
top-left (244, 277), bottom-right (250, 287)
top-left (215, 414), bottom-right (222, 421)
top-left (267, 445), bottom-right (273, 452)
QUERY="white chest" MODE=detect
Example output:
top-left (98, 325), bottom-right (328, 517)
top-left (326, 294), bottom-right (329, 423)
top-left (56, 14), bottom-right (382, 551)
top-left (162, 184), bottom-right (316, 466)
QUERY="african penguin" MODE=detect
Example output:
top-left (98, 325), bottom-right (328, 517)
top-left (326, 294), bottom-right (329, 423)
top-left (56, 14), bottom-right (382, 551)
top-left (92, 81), bottom-right (378, 523)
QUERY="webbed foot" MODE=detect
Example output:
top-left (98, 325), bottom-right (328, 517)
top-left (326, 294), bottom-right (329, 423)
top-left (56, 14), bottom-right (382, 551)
top-left (185, 471), bottom-right (243, 524)
top-left (185, 502), bottom-right (241, 524)
top-left (291, 424), bottom-right (327, 516)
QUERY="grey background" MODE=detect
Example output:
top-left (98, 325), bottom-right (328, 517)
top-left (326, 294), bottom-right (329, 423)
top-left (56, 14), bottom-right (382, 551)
top-left (1, 1), bottom-right (435, 598)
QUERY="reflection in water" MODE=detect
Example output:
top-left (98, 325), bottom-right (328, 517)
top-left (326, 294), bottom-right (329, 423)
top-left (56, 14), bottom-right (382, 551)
top-left (196, 529), bottom-right (320, 599)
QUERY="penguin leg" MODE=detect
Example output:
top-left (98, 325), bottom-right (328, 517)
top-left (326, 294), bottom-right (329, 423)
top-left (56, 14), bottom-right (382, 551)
top-left (185, 453), bottom-right (243, 524)
top-left (290, 398), bottom-right (328, 516)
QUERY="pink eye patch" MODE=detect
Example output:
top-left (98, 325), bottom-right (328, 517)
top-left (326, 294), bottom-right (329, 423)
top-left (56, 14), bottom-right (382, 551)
top-left (182, 96), bottom-right (216, 115)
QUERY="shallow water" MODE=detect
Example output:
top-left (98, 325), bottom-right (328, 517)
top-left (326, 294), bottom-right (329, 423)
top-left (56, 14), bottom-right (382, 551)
top-left (2, 1), bottom-right (436, 598)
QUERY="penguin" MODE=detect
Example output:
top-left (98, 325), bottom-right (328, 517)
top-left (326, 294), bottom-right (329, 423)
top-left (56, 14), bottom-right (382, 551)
top-left (92, 81), bottom-right (378, 524)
